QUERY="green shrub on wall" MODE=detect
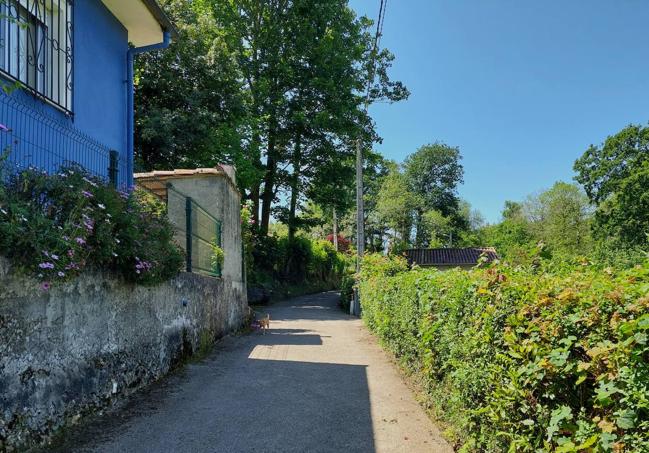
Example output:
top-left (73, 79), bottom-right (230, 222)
top-left (358, 254), bottom-right (649, 452)
top-left (0, 164), bottom-right (183, 287)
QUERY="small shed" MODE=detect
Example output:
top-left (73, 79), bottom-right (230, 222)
top-left (135, 166), bottom-right (244, 291)
top-left (404, 247), bottom-right (499, 270)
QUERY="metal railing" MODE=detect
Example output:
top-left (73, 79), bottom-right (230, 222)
top-left (164, 183), bottom-right (223, 278)
top-left (0, 0), bottom-right (74, 114)
top-left (0, 91), bottom-right (124, 187)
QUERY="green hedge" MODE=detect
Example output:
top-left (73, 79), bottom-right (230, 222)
top-left (358, 254), bottom-right (649, 452)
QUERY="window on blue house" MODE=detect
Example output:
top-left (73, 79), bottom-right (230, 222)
top-left (0, 0), bottom-right (73, 113)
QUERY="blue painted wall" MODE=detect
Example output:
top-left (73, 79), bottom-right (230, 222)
top-left (0, 0), bottom-right (129, 187)
top-left (74, 0), bottom-right (128, 163)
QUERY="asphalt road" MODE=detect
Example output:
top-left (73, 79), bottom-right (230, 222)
top-left (50, 292), bottom-right (452, 453)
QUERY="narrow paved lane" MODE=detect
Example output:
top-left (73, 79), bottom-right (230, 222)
top-left (52, 292), bottom-right (452, 453)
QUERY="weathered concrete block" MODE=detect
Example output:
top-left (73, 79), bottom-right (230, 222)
top-left (0, 258), bottom-right (247, 450)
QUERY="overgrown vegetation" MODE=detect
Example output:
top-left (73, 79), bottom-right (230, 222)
top-left (241, 202), bottom-right (349, 297)
top-left (359, 254), bottom-right (649, 452)
top-left (0, 162), bottom-right (183, 287)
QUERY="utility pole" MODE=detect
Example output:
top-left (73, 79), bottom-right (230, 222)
top-left (352, 0), bottom-right (386, 317)
top-left (352, 138), bottom-right (364, 316)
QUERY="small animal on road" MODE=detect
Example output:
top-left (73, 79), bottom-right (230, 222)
top-left (258, 314), bottom-right (270, 334)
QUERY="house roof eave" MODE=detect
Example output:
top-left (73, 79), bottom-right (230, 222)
top-left (101, 0), bottom-right (177, 47)
top-left (140, 0), bottom-right (178, 39)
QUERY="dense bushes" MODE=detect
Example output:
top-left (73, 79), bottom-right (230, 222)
top-left (244, 206), bottom-right (349, 295)
top-left (359, 254), bottom-right (649, 452)
top-left (0, 164), bottom-right (183, 286)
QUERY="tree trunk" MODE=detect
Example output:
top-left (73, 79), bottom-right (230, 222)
top-left (259, 130), bottom-right (278, 237)
top-left (250, 183), bottom-right (260, 229)
top-left (287, 136), bottom-right (302, 242)
top-left (333, 207), bottom-right (338, 251)
top-left (414, 208), bottom-right (427, 247)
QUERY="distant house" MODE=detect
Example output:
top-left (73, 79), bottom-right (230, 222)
top-left (404, 247), bottom-right (499, 270)
top-left (0, 0), bottom-right (175, 187)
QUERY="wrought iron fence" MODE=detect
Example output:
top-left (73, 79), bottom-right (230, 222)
top-left (0, 0), bottom-right (74, 114)
top-left (0, 91), bottom-right (124, 186)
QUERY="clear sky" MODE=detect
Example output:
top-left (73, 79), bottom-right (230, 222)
top-left (349, 0), bottom-right (649, 223)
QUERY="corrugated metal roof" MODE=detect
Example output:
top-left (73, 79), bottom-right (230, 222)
top-left (404, 247), bottom-right (499, 267)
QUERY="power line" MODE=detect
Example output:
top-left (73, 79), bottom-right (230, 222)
top-left (362, 0), bottom-right (386, 108)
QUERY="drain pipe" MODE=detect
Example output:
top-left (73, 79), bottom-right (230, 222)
top-left (126, 31), bottom-right (172, 188)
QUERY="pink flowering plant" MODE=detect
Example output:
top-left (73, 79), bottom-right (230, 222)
top-left (0, 162), bottom-right (183, 287)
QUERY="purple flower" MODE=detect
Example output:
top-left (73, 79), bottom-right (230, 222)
top-left (81, 190), bottom-right (93, 198)
top-left (57, 271), bottom-right (65, 278)
top-left (43, 251), bottom-right (50, 258)
top-left (67, 249), bottom-right (75, 257)
top-left (82, 214), bottom-right (95, 231)
top-left (51, 254), bottom-right (59, 261)
top-left (39, 262), bottom-right (55, 269)
top-left (41, 282), bottom-right (51, 291)
top-left (75, 237), bottom-right (86, 245)
top-left (135, 257), bottom-right (153, 273)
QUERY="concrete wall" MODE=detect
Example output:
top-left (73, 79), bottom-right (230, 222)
top-left (0, 257), bottom-right (247, 451)
top-left (165, 174), bottom-right (244, 286)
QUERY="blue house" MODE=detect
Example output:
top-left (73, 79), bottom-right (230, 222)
top-left (0, 0), bottom-right (175, 188)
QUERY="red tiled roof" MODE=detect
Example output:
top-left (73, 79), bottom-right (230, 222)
top-left (404, 247), bottom-right (499, 267)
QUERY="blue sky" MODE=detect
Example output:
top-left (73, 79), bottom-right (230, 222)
top-left (349, 0), bottom-right (649, 223)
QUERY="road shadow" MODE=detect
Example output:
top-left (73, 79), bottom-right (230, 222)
top-left (44, 292), bottom-right (376, 453)
top-left (265, 291), bottom-right (351, 322)
top-left (253, 330), bottom-right (324, 346)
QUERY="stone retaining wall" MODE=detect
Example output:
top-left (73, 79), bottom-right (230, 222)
top-left (0, 257), bottom-right (247, 451)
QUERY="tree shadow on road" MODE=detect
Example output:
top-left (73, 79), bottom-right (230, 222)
top-left (44, 325), bottom-right (376, 452)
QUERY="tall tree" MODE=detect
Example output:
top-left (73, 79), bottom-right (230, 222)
top-left (134, 0), bottom-right (245, 171)
top-left (523, 182), bottom-right (593, 256)
top-left (211, 0), bottom-right (408, 236)
top-left (376, 165), bottom-right (418, 247)
top-left (574, 124), bottom-right (649, 248)
top-left (403, 143), bottom-right (464, 246)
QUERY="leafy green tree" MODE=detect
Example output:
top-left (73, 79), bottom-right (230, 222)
top-left (574, 124), bottom-right (649, 247)
top-left (422, 210), bottom-right (452, 247)
top-left (376, 166), bottom-right (418, 246)
top-left (359, 152), bottom-right (393, 252)
top-left (135, 0), bottom-right (409, 243)
top-left (211, 0), bottom-right (408, 236)
top-left (523, 182), bottom-right (593, 256)
top-left (403, 143), bottom-right (464, 246)
top-left (134, 0), bottom-right (245, 171)
top-left (593, 160), bottom-right (649, 247)
top-left (455, 200), bottom-right (487, 247)
top-left (480, 216), bottom-right (534, 264)
top-left (502, 200), bottom-right (524, 221)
